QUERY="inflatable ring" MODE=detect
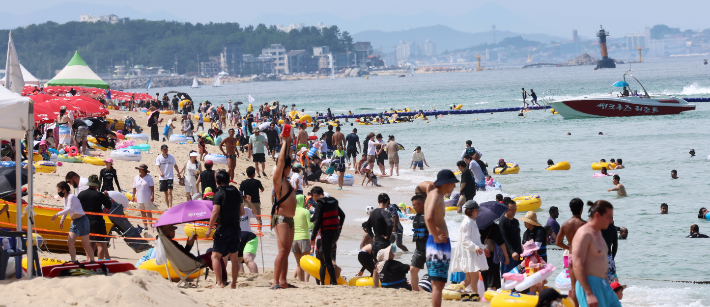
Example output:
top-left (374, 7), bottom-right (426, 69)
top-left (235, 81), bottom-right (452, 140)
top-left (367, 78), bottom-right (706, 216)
top-left (194, 115), bottom-right (211, 122)
top-left (32, 153), bottom-right (43, 162)
top-left (445, 206), bottom-right (458, 212)
top-left (169, 134), bottom-right (189, 143)
top-left (453, 104), bottom-right (463, 110)
top-left (87, 136), bottom-right (97, 144)
top-left (493, 162), bottom-right (520, 174)
top-left (83, 156), bottom-right (106, 166)
top-left (34, 161), bottom-right (57, 173)
top-left (326, 174), bottom-right (355, 186)
top-left (348, 276), bottom-right (378, 287)
top-left (138, 258), bottom-right (204, 279)
top-left (125, 134), bottom-right (149, 141)
top-left (66, 146), bottom-right (79, 157)
top-left (546, 161), bottom-right (571, 171)
top-left (160, 110), bottom-right (174, 115)
top-left (513, 195), bottom-right (542, 212)
top-left (183, 223), bottom-right (214, 239)
top-left (58, 154), bottom-right (83, 163)
top-left (442, 284), bottom-right (478, 300)
top-left (204, 154), bottom-right (228, 165)
top-left (487, 289), bottom-right (574, 307)
top-left (299, 255), bottom-right (346, 285)
top-left (127, 144), bottom-right (151, 152)
top-left (110, 149), bottom-right (142, 162)
top-left (591, 162), bottom-right (616, 170)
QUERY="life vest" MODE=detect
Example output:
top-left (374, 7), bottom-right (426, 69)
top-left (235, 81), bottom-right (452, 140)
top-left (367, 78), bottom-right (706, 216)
top-left (317, 197), bottom-right (341, 231)
top-left (412, 214), bottom-right (428, 242)
top-left (333, 150), bottom-right (346, 164)
top-left (299, 152), bottom-right (309, 168)
top-left (465, 147), bottom-right (476, 156)
top-left (523, 253), bottom-right (542, 277)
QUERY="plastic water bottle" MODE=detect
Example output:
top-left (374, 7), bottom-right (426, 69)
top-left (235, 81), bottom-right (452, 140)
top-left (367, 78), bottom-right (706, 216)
top-left (2, 237), bottom-right (13, 253)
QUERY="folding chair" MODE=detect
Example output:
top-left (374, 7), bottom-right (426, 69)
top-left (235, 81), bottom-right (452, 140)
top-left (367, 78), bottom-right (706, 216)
top-left (157, 231), bottom-right (206, 288)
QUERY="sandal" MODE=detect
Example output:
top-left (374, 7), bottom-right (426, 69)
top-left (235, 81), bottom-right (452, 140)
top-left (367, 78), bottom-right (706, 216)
top-left (287, 283), bottom-right (298, 288)
top-left (269, 284), bottom-right (283, 290)
top-left (468, 294), bottom-right (480, 302)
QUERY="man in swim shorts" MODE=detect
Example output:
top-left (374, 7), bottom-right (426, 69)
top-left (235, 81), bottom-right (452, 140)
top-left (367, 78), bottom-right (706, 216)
top-left (556, 198), bottom-right (587, 307)
top-left (296, 124), bottom-right (309, 152)
top-left (219, 128), bottom-right (240, 181)
top-left (415, 181), bottom-right (434, 198)
top-left (572, 200), bottom-right (621, 307)
top-left (424, 170), bottom-right (458, 307)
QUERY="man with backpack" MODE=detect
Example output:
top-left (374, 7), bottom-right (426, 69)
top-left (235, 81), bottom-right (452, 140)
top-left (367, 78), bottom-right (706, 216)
top-left (460, 140), bottom-right (482, 160)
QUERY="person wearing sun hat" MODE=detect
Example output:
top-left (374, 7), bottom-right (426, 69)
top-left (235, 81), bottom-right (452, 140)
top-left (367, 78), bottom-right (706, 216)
top-left (98, 158), bottom-right (121, 192)
top-left (77, 174), bottom-right (114, 260)
top-left (132, 164), bottom-right (155, 229)
top-left (535, 288), bottom-right (568, 307)
top-left (376, 244), bottom-right (412, 290)
top-left (520, 239), bottom-right (547, 294)
top-left (520, 211), bottom-right (548, 262)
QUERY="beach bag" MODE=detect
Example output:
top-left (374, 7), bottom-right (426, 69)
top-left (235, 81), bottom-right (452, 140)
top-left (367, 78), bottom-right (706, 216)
top-left (325, 161), bottom-right (335, 174)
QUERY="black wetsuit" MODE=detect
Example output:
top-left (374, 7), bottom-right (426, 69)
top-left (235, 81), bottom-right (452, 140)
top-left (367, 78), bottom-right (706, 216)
top-left (99, 168), bottom-right (120, 192)
top-left (362, 208), bottom-right (392, 260)
top-left (311, 197), bottom-right (345, 285)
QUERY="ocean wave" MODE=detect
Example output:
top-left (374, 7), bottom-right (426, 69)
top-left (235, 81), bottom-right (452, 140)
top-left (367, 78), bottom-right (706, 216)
top-left (663, 83), bottom-right (710, 96)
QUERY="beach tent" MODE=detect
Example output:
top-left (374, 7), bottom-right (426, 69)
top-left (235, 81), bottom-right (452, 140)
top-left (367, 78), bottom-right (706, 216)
top-left (0, 85), bottom-right (30, 139)
top-left (0, 64), bottom-right (39, 86)
top-left (47, 51), bottom-right (109, 89)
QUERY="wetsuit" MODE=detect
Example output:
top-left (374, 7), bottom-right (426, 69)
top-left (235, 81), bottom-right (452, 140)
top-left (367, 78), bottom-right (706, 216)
top-left (99, 168), bottom-right (121, 192)
top-left (362, 208), bottom-right (392, 261)
top-left (311, 196), bottom-right (345, 285)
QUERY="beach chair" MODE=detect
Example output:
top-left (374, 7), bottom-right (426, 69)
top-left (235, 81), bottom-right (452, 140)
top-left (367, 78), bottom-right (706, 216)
top-left (0, 229), bottom-right (41, 280)
top-left (157, 230), bottom-right (206, 288)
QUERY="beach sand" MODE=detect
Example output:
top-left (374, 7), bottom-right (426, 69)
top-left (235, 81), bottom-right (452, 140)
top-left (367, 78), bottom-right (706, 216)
top-left (4, 108), bottom-right (485, 306)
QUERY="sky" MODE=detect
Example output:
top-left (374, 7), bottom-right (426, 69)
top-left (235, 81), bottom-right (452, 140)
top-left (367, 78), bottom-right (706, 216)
top-left (1, 0), bottom-right (709, 36)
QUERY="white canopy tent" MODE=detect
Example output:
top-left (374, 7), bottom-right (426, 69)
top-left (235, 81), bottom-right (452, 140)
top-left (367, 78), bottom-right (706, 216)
top-left (0, 64), bottom-right (39, 86)
top-left (0, 85), bottom-right (30, 138)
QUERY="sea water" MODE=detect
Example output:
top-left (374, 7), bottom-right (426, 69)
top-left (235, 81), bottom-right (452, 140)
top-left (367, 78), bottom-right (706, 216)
top-left (149, 56), bottom-right (710, 306)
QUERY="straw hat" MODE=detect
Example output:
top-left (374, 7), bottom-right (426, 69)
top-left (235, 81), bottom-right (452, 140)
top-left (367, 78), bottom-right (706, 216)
top-left (376, 245), bottom-right (395, 274)
top-left (519, 211), bottom-right (541, 226)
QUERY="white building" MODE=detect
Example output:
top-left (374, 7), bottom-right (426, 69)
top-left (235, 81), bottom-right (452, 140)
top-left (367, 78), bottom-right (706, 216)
top-left (422, 39), bottom-right (437, 56)
top-left (80, 14), bottom-right (129, 24)
top-left (277, 22), bottom-right (327, 32)
top-left (261, 44), bottom-right (287, 74)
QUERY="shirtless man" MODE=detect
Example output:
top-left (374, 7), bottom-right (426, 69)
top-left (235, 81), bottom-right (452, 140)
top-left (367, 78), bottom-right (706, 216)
top-left (572, 200), bottom-right (620, 307)
top-left (556, 198), bottom-right (587, 307)
top-left (415, 181), bottom-right (435, 198)
top-left (606, 175), bottom-right (626, 197)
top-left (271, 134), bottom-right (297, 289)
top-left (296, 124), bottom-right (309, 152)
top-left (219, 128), bottom-right (239, 181)
top-left (332, 126), bottom-right (345, 150)
top-left (424, 170), bottom-right (459, 307)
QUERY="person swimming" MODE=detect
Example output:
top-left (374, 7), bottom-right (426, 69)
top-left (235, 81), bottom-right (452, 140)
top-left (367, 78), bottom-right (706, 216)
top-left (607, 174), bottom-right (627, 197)
top-left (547, 159), bottom-right (554, 168)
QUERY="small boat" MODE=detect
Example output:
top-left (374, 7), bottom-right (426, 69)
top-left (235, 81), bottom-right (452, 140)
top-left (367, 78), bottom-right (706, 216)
top-left (398, 74), bottom-right (405, 77)
top-left (191, 77), bottom-right (200, 88)
top-left (213, 76), bottom-right (221, 87)
top-left (550, 71), bottom-right (695, 119)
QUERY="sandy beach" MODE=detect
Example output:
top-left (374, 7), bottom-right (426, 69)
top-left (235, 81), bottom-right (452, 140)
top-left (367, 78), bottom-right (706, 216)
top-left (2, 107), bottom-right (485, 307)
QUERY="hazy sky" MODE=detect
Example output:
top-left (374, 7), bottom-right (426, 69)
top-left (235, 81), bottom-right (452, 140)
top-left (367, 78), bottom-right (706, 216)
top-left (2, 0), bottom-right (709, 35)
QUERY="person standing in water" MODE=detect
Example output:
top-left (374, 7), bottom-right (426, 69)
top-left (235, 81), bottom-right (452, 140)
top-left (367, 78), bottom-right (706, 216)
top-left (607, 175), bottom-right (627, 197)
top-left (521, 88), bottom-right (528, 109)
top-left (571, 200), bottom-right (621, 307)
top-left (424, 170), bottom-right (459, 307)
top-left (555, 198), bottom-right (587, 307)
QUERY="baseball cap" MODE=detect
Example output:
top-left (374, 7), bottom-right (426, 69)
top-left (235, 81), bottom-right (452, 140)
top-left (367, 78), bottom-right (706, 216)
top-left (161, 144), bottom-right (169, 150)
top-left (610, 281), bottom-right (626, 291)
top-left (434, 169), bottom-right (459, 187)
top-left (463, 200), bottom-right (480, 210)
top-left (104, 158), bottom-right (113, 163)
top-left (205, 160), bottom-right (213, 165)
top-left (292, 163), bottom-right (303, 169)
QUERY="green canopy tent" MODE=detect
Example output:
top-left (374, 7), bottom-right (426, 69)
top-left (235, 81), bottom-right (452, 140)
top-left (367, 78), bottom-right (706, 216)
top-left (47, 51), bottom-right (109, 89)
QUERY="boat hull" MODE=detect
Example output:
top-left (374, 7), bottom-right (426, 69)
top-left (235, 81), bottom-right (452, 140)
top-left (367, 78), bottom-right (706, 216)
top-left (550, 96), bottom-right (695, 119)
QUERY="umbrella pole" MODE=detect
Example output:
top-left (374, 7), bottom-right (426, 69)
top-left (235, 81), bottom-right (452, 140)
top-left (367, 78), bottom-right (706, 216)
top-left (259, 231), bottom-right (264, 273)
top-left (26, 106), bottom-right (35, 279)
top-left (14, 136), bottom-right (22, 279)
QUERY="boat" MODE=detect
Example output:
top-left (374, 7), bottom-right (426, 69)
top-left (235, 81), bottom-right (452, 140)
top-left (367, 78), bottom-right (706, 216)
top-left (212, 76), bottom-right (221, 87)
top-left (549, 71), bottom-right (696, 119)
top-left (191, 77), bottom-right (200, 88)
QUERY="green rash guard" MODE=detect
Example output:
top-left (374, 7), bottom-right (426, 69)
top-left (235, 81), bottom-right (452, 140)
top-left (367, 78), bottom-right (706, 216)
top-left (293, 207), bottom-right (314, 241)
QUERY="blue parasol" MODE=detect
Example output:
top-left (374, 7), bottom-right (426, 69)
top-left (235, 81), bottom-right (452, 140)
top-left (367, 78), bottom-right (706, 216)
top-left (612, 81), bottom-right (629, 87)
top-left (475, 201), bottom-right (509, 229)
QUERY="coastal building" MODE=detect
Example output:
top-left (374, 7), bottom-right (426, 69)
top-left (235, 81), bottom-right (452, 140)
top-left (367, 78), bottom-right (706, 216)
top-left (422, 39), bottom-right (437, 56)
top-left (284, 50), bottom-right (306, 74)
top-left (242, 54), bottom-right (276, 75)
top-left (221, 43), bottom-right (243, 76)
top-left (313, 46), bottom-right (330, 56)
top-left (261, 44), bottom-right (287, 74)
top-left (200, 57), bottom-right (222, 76)
top-left (79, 14), bottom-right (129, 24)
top-left (277, 22), bottom-right (327, 32)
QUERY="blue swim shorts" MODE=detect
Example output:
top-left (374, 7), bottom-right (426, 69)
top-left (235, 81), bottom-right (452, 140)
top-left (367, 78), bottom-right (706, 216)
top-left (575, 276), bottom-right (621, 307)
top-left (425, 235), bottom-right (451, 283)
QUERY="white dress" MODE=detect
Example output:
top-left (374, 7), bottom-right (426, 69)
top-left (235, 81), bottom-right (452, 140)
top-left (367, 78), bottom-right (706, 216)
top-left (450, 216), bottom-right (489, 273)
top-left (184, 160), bottom-right (200, 194)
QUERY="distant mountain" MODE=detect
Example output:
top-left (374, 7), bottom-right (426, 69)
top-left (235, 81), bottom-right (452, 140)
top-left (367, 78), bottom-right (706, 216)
top-left (352, 25), bottom-right (566, 54)
top-left (249, 3), bottom-right (560, 36)
top-left (0, 2), bottom-right (183, 30)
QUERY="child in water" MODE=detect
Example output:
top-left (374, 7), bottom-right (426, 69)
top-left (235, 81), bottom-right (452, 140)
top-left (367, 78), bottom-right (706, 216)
top-left (485, 175), bottom-right (495, 187)
top-left (520, 240), bottom-right (546, 294)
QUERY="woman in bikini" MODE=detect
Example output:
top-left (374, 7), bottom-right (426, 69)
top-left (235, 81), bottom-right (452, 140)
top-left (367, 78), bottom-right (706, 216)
top-left (271, 133), bottom-right (297, 290)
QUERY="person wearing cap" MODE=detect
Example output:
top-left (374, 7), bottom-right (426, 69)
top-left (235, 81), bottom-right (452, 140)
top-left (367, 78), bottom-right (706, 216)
top-left (132, 164), bottom-right (155, 229)
top-left (98, 158), bottom-right (121, 192)
top-left (290, 163), bottom-right (306, 195)
top-left (51, 181), bottom-right (95, 263)
top-left (376, 244), bottom-right (412, 290)
top-left (520, 211), bottom-right (548, 262)
top-left (535, 288), bottom-right (568, 307)
top-left (77, 175), bottom-right (114, 260)
top-left (156, 144), bottom-right (180, 208)
top-left (572, 200), bottom-right (620, 307)
top-left (424, 169), bottom-right (459, 307)
top-left (248, 127), bottom-right (268, 178)
top-left (609, 282), bottom-right (625, 301)
top-left (450, 200), bottom-right (488, 295)
top-left (180, 150), bottom-right (202, 201)
top-left (496, 158), bottom-right (508, 173)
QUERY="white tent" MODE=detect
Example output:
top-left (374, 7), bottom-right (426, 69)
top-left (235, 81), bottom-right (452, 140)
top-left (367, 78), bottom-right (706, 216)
top-left (0, 85), bottom-right (30, 139)
top-left (0, 64), bottom-right (39, 86)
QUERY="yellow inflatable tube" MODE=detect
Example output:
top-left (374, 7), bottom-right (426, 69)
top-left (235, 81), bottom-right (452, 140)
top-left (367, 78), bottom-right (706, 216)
top-left (591, 162), bottom-right (616, 170)
top-left (445, 206), bottom-right (458, 212)
top-left (22, 256), bottom-right (67, 271)
top-left (34, 161), bottom-right (57, 173)
top-left (453, 104), bottom-right (463, 110)
top-left (138, 258), bottom-right (204, 279)
top-left (493, 162), bottom-right (520, 174)
top-left (443, 284), bottom-right (478, 300)
top-left (488, 290), bottom-right (574, 307)
top-left (83, 156), bottom-right (106, 166)
top-left (513, 195), bottom-right (542, 212)
top-left (299, 255), bottom-right (346, 285)
top-left (184, 223), bottom-right (214, 239)
top-left (194, 115), bottom-right (211, 122)
top-left (348, 276), bottom-right (379, 287)
top-left (546, 161), bottom-right (571, 171)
